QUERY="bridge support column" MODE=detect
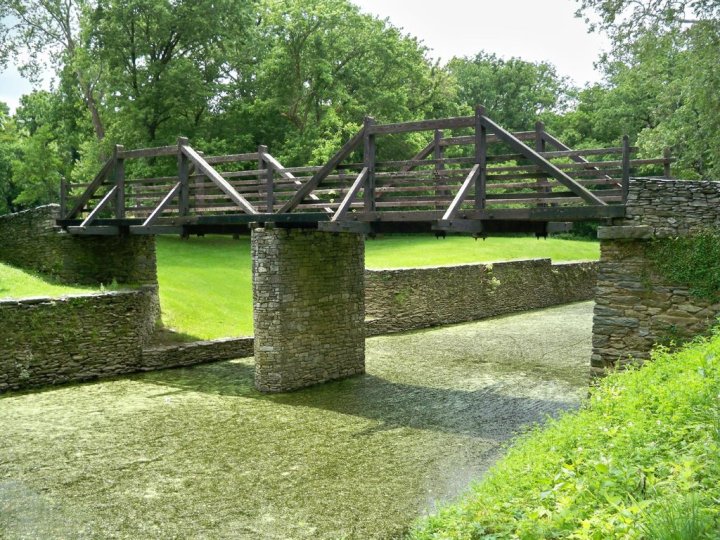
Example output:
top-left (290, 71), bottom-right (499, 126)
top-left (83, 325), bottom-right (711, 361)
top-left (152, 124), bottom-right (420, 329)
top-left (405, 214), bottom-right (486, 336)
top-left (592, 228), bottom-right (720, 376)
top-left (252, 227), bottom-right (365, 392)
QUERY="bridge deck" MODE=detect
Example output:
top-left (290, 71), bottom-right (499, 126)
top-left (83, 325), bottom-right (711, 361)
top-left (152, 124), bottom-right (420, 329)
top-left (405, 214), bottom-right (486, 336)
top-left (59, 108), bottom-right (671, 237)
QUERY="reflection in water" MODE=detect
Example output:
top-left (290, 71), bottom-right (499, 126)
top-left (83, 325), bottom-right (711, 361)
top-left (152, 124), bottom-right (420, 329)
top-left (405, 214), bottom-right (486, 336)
top-left (0, 302), bottom-right (593, 539)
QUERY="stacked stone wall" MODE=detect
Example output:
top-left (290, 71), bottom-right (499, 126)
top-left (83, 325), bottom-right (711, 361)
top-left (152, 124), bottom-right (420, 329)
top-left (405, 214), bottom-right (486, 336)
top-left (365, 259), bottom-right (598, 335)
top-left (141, 337), bottom-right (254, 370)
top-left (592, 178), bottom-right (720, 373)
top-left (0, 288), bottom-right (159, 391)
top-left (252, 228), bottom-right (365, 392)
top-left (624, 178), bottom-right (720, 236)
top-left (0, 205), bottom-right (157, 286)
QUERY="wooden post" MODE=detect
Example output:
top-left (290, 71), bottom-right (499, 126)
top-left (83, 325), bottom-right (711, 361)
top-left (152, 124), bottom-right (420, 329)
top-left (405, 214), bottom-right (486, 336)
top-left (177, 136), bottom-right (190, 216)
top-left (663, 146), bottom-right (672, 178)
top-left (59, 177), bottom-right (67, 219)
top-left (434, 129), bottom-right (444, 208)
top-left (363, 116), bottom-right (376, 213)
top-left (114, 144), bottom-right (125, 218)
top-left (258, 145), bottom-right (274, 213)
top-left (621, 135), bottom-right (631, 202)
top-left (474, 105), bottom-right (487, 209)
top-left (534, 121), bottom-right (548, 206)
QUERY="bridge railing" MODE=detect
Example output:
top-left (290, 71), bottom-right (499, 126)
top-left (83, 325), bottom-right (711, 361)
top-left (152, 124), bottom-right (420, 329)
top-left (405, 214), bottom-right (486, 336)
top-left (60, 108), bottom-right (674, 235)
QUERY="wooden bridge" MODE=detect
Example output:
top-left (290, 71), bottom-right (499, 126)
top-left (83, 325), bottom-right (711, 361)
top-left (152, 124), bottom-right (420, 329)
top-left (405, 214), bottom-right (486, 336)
top-left (58, 107), bottom-right (673, 237)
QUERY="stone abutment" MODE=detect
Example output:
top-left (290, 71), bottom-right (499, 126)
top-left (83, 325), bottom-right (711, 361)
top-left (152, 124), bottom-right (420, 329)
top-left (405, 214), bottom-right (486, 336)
top-left (592, 178), bottom-right (720, 374)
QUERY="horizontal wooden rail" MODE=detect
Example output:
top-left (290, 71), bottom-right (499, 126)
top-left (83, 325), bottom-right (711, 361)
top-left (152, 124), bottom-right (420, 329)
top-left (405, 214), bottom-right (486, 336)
top-left (367, 116), bottom-right (475, 135)
top-left (119, 146), bottom-right (176, 159)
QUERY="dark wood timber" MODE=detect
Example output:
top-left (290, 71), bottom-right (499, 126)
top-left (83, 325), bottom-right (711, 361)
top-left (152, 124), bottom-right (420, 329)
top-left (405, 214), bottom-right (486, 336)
top-left (331, 167), bottom-right (368, 222)
top-left (118, 146), bottom-right (176, 159)
top-left (663, 147), bottom-right (672, 178)
top-left (79, 185), bottom-right (118, 228)
top-left (434, 129), bottom-right (445, 207)
top-left (442, 164), bottom-right (480, 221)
top-left (541, 130), bottom-right (615, 182)
top-left (480, 114), bottom-right (607, 206)
top-left (114, 144), bottom-right (125, 218)
top-left (182, 144), bottom-right (258, 214)
top-left (367, 116), bottom-right (475, 135)
top-left (177, 137), bottom-right (190, 216)
top-left (401, 139), bottom-right (437, 172)
top-left (258, 145), bottom-right (272, 212)
top-left (66, 157), bottom-right (115, 219)
top-left (59, 178), bottom-right (67, 219)
top-left (276, 126), bottom-right (365, 213)
top-left (475, 106), bottom-right (487, 209)
top-left (363, 117), bottom-right (376, 212)
top-left (622, 135), bottom-right (631, 201)
top-left (141, 182), bottom-right (182, 227)
top-left (261, 151), bottom-right (331, 213)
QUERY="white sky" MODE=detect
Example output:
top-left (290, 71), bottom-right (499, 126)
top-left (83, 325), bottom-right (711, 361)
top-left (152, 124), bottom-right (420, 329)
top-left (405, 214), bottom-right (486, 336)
top-left (0, 0), bottom-right (609, 113)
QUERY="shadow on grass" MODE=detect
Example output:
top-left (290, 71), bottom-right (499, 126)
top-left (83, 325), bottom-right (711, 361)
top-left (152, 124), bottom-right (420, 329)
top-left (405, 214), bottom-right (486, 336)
top-left (139, 359), bottom-right (576, 440)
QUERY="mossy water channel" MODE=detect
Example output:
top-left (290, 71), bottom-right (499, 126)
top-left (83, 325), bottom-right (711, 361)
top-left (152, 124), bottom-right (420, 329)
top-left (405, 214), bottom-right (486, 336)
top-left (1, 302), bottom-right (593, 539)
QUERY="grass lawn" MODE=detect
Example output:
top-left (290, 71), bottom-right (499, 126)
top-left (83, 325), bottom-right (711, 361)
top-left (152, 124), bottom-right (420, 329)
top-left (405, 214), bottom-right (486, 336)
top-left (156, 234), bottom-right (599, 339)
top-left (0, 263), bottom-right (100, 300)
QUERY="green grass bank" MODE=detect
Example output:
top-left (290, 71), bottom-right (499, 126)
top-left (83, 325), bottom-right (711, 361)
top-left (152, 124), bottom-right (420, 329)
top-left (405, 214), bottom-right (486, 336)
top-left (156, 234), bottom-right (598, 339)
top-left (410, 331), bottom-right (720, 539)
top-left (0, 263), bottom-right (101, 299)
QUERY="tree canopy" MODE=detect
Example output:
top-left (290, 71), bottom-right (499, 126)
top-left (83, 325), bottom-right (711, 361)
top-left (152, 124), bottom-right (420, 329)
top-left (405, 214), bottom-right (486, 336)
top-left (0, 0), bottom-right (717, 210)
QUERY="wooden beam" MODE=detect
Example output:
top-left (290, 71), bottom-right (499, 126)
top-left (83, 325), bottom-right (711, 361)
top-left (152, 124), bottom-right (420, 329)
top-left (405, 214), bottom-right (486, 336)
top-left (114, 144), bottom-right (125, 218)
top-left (331, 167), bottom-right (368, 222)
top-left (141, 182), bottom-right (182, 227)
top-left (261, 151), bottom-right (332, 213)
top-left (400, 139), bottom-right (436, 172)
top-left (181, 144), bottom-right (258, 214)
top-left (622, 135), bottom-right (631, 202)
top-left (367, 116), bottom-right (474, 135)
top-left (363, 117), bottom-right (376, 213)
top-left (119, 145), bottom-right (176, 159)
top-left (66, 225), bottom-right (121, 236)
top-left (479, 115), bottom-right (608, 206)
top-left (177, 137), bottom-right (190, 216)
top-left (475, 106), bottom-right (487, 209)
top-left (442, 164), bottom-right (480, 221)
top-left (66, 157), bottom-right (115, 218)
top-left (541, 130), bottom-right (614, 182)
top-left (276, 126), bottom-right (364, 213)
top-left (79, 185), bottom-right (118, 228)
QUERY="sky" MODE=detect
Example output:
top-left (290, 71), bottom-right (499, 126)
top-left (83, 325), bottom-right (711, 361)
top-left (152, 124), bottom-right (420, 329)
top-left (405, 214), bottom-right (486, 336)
top-left (0, 0), bottom-right (609, 113)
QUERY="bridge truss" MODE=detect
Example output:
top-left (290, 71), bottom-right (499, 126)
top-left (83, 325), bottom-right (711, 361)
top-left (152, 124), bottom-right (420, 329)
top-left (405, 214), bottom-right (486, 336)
top-left (58, 107), bottom-right (673, 237)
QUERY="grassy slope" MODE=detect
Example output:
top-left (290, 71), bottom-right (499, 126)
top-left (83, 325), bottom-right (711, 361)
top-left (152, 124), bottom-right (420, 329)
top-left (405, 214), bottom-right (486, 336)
top-left (0, 263), bottom-right (98, 299)
top-left (410, 333), bottom-right (720, 539)
top-left (155, 235), bottom-right (599, 339)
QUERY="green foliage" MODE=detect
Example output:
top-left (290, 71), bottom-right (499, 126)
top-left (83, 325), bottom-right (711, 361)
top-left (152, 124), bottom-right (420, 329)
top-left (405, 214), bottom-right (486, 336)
top-left (448, 52), bottom-right (571, 130)
top-left (646, 231), bottom-right (720, 301)
top-left (410, 332), bottom-right (720, 539)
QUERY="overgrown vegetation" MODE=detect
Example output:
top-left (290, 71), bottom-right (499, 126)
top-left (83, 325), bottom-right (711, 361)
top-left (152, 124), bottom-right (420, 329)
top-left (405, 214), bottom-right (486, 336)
top-left (646, 230), bottom-right (720, 301)
top-left (410, 330), bottom-right (720, 539)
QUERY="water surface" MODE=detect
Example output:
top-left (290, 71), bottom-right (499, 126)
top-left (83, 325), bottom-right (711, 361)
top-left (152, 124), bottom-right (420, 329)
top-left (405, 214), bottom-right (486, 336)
top-left (0, 302), bottom-right (593, 539)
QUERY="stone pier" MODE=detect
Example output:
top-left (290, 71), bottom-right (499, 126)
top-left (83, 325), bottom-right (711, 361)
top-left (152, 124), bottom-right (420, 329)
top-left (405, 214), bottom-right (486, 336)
top-left (252, 227), bottom-right (365, 392)
top-left (592, 178), bottom-right (720, 374)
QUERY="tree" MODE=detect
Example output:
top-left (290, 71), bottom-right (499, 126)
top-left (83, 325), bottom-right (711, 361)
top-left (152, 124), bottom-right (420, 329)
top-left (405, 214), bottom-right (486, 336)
top-left (575, 0), bottom-right (720, 178)
top-left (0, 0), bottom-right (106, 141)
top-left (447, 53), bottom-right (571, 131)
